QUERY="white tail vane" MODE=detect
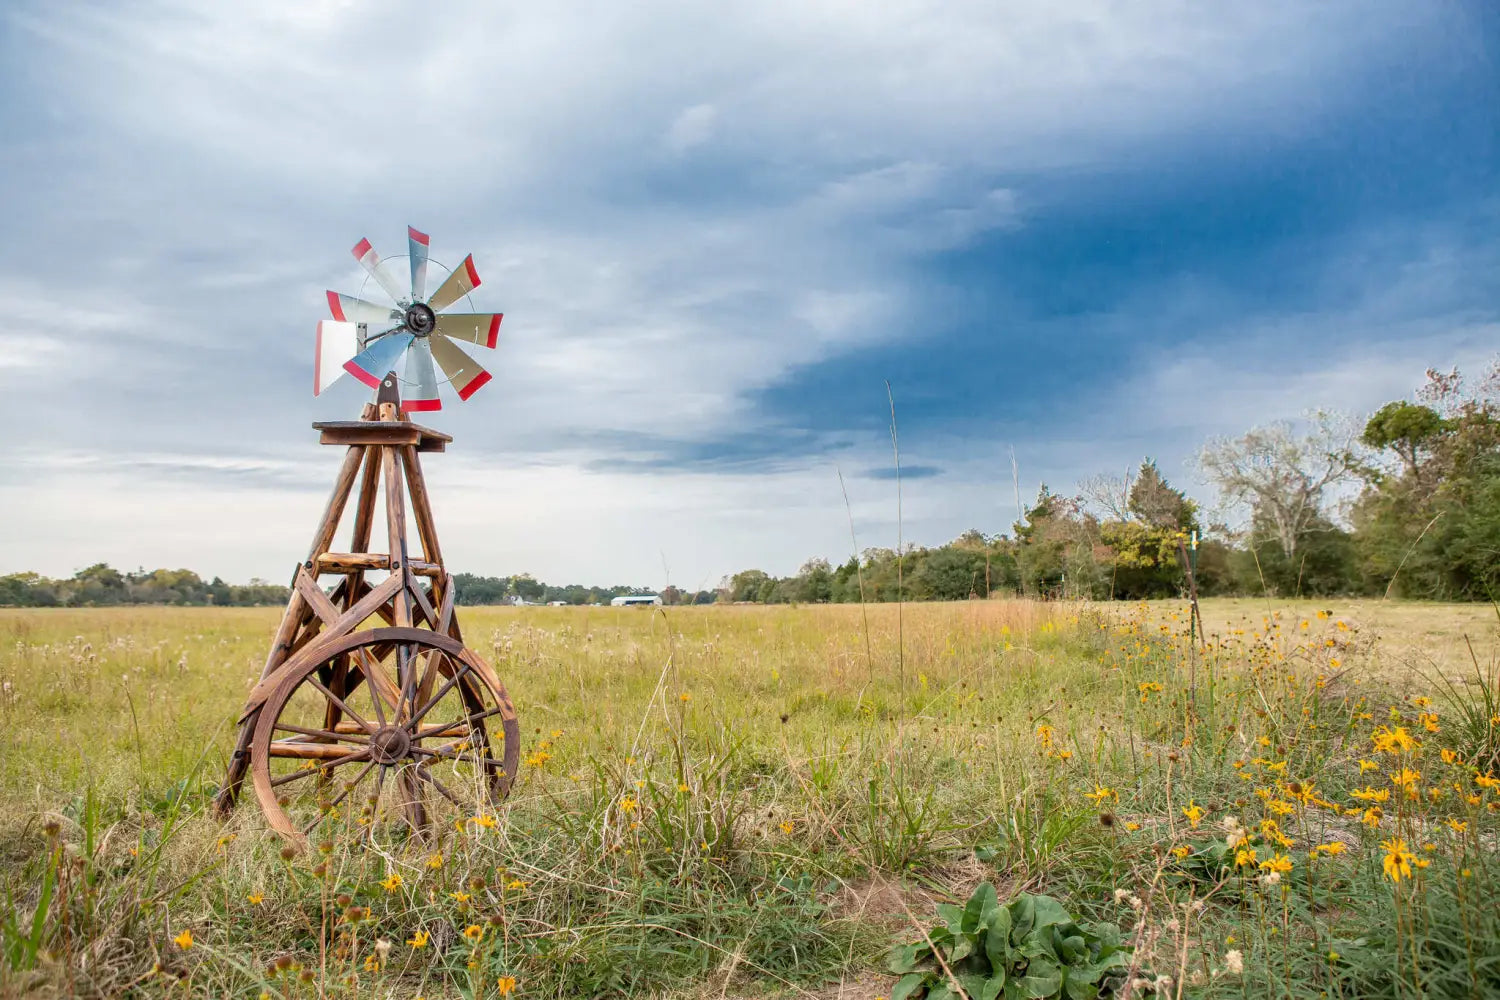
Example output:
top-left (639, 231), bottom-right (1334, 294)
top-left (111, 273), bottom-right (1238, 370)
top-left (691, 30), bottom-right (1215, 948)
top-left (315, 321), bottom-right (360, 396)
top-left (316, 228), bottom-right (504, 412)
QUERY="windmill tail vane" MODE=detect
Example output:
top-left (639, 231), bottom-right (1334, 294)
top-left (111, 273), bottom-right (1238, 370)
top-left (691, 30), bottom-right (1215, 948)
top-left (315, 226), bottom-right (501, 411)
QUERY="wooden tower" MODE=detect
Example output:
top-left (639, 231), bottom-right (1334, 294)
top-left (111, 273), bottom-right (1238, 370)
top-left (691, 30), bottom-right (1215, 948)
top-left (216, 374), bottom-right (519, 845)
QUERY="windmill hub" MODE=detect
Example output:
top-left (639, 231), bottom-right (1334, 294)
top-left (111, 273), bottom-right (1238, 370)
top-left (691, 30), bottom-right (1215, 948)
top-left (404, 302), bottom-right (436, 337)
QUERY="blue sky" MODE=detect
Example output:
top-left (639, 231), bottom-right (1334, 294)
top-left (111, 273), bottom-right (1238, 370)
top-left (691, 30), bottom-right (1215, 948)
top-left (1, 1), bottom-right (1495, 589)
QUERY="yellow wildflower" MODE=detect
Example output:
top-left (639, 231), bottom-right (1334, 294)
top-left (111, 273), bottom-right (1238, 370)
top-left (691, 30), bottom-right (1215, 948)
top-left (463, 924), bottom-right (484, 941)
top-left (247, 892), bottom-right (264, 905)
top-left (1260, 853), bottom-right (1293, 874)
top-left (1372, 726), bottom-right (1416, 755)
top-left (380, 872), bottom-right (402, 892)
top-left (1181, 800), bottom-right (1205, 828)
top-left (408, 930), bottom-right (430, 948)
top-left (497, 976), bottom-right (518, 996)
top-left (173, 929), bottom-right (193, 950)
top-left (1381, 839), bottom-right (1415, 882)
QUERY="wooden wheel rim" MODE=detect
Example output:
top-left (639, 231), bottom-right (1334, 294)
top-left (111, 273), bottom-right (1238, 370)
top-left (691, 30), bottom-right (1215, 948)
top-left (249, 626), bottom-right (520, 846)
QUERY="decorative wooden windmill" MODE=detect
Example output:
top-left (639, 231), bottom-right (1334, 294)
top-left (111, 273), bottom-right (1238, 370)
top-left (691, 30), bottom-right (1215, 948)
top-left (215, 228), bottom-right (520, 846)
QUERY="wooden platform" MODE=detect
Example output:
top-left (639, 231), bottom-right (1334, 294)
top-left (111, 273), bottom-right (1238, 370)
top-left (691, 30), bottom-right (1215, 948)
top-left (311, 420), bottom-right (452, 452)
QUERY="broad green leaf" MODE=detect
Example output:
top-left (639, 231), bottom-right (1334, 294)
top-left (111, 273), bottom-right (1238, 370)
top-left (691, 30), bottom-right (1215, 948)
top-left (1008, 896), bottom-right (1036, 940)
top-left (981, 975), bottom-right (1006, 1000)
top-left (1063, 970), bottom-right (1099, 1000)
top-left (938, 903), bottom-right (966, 928)
top-left (1029, 895), bottom-right (1072, 930)
top-left (893, 972), bottom-right (929, 1000)
top-left (960, 972), bottom-right (990, 1000)
top-left (1018, 959), bottom-right (1062, 999)
top-left (949, 936), bottom-right (975, 963)
top-left (965, 882), bottom-right (999, 932)
top-left (984, 909), bottom-right (1014, 972)
top-left (889, 942), bottom-right (927, 974)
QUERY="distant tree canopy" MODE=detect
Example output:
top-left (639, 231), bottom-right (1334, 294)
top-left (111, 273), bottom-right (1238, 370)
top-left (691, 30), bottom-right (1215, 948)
top-left (449, 573), bottom-right (701, 607)
top-left (0, 566), bottom-right (694, 609)
top-left (0, 565), bottom-right (291, 607)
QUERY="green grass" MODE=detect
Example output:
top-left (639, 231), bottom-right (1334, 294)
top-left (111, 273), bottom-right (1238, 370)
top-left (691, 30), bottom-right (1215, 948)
top-left (1, 599), bottom-right (1497, 998)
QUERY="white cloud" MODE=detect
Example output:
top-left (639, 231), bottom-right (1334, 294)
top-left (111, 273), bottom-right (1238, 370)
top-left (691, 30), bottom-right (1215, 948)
top-left (666, 104), bottom-right (717, 154)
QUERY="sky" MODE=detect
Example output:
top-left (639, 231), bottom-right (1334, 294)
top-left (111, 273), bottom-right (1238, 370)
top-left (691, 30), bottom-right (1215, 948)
top-left (1, 1), bottom-right (1496, 591)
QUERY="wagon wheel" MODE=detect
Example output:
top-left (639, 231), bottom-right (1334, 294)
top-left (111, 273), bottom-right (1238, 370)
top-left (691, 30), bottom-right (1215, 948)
top-left (250, 626), bottom-right (520, 846)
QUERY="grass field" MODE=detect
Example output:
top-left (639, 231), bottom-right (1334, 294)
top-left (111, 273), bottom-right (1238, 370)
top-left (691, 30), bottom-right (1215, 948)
top-left (2, 598), bottom-right (1498, 998)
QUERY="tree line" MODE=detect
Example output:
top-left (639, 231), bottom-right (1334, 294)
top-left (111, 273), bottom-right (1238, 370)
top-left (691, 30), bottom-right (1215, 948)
top-left (0, 565), bottom-right (293, 608)
top-left (724, 363), bottom-right (1500, 603)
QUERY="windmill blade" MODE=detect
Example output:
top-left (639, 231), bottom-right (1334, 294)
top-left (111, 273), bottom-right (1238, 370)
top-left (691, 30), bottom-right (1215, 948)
top-left (408, 226), bottom-right (430, 302)
top-left (403, 338), bottom-right (441, 412)
top-left (327, 290), bottom-right (399, 326)
top-left (426, 254), bottom-right (481, 312)
top-left (433, 312), bottom-right (502, 349)
top-left (314, 321), bottom-right (360, 396)
top-left (351, 238), bottom-right (409, 304)
top-left (430, 332), bottom-right (492, 401)
top-left (343, 330), bottom-right (414, 389)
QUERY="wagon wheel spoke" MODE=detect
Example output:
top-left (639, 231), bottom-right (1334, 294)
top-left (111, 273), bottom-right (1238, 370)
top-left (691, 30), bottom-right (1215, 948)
top-left (306, 674), bottom-right (375, 733)
top-left (409, 662), bottom-right (473, 729)
top-left (273, 722), bottom-right (370, 745)
top-left (413, 765), bottom-right (465, 809)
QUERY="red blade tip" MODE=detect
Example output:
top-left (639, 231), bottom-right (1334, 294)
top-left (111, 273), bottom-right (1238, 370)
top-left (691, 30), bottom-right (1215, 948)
top-left (457, 369), bottom-right (492, 400)
top-left (408, 226), bottom-right (430, 246)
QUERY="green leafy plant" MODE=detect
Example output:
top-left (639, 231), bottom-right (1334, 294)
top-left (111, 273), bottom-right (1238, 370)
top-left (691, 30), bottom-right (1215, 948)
top-left (887, 883), bottom-right (1130, 1000)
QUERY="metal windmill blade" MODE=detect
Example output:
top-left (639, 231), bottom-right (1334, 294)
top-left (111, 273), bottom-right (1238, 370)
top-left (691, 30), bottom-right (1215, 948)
top-left (313, 228), bottom-right (505, 411)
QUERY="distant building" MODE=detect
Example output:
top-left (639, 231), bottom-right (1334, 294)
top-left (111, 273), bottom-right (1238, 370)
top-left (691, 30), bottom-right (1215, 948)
top-left (610, 594), bottom-right (662, 607)
top-left (547, 600), bottom-right (568, 606)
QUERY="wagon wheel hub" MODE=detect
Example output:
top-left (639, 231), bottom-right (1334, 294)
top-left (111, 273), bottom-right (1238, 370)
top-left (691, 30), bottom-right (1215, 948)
top-left (370, 726), bottom-right (412, 765)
